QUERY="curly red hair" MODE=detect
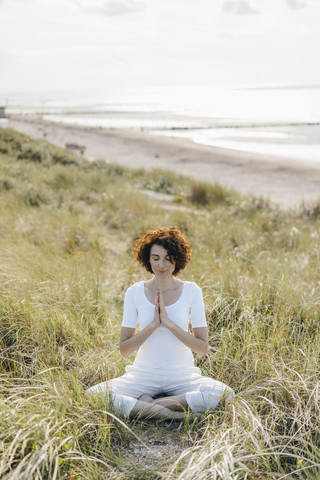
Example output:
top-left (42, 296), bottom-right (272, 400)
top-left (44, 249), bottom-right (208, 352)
top-left (133, 226), bottom-right (192, 276)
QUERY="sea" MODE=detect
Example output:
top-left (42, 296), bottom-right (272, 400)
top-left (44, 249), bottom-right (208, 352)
top-left (2, 83), bottom-right (320, 163)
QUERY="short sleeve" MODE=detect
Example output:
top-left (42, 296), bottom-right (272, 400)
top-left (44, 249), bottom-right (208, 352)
top-left (190, 283), bottom-right (207, 328)
top-left (121, 286), bottom-right (138, 328)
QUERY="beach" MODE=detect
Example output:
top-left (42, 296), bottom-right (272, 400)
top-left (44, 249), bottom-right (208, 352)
top-left (9, 115), bottom-right (320, 209)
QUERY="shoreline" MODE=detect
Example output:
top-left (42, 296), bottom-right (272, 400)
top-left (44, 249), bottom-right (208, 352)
top-left (8, 115), bottom-right (320, 209)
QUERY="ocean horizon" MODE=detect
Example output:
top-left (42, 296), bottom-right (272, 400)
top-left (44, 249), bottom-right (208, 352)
top-left (2, 83), bottom-right (320, 163)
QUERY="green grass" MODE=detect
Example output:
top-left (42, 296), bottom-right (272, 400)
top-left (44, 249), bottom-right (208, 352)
top-left (0, 127), bottom-right (320, 479)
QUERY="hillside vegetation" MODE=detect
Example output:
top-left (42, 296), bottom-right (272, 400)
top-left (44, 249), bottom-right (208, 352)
top-left (0, 127), bottom-right (319, 479)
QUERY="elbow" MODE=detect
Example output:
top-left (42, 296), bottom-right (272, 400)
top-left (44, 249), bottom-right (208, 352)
top-left (119, 343), bottom-right (129, 358)
top-left (198, 342), bottom-right (209, 358)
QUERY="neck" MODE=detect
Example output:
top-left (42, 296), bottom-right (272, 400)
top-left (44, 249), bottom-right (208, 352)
top-left (150, 274), bottom-right (175, 291)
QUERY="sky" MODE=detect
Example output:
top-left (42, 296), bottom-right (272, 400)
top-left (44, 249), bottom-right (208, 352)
top-left (0, 0), bottom-right (320, 94)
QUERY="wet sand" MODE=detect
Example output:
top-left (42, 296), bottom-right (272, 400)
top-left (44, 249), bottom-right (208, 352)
top-left (9, 115), bottom-right (320, 209)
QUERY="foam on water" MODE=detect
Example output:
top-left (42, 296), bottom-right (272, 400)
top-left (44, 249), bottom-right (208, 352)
top-left (194, 139), bottom-right (320, 163)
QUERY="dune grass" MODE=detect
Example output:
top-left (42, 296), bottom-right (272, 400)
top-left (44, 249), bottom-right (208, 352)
top-left (0, 127), bottom-right (320, 479)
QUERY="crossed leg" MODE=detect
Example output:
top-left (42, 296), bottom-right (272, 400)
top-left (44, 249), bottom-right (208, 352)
top-left (132, 375), bottom-right (235, 419)
top-left (87, 369), bottom-right (234, 420)
top-left (147, 393), bottom-right (188, 411)
top-left (129, 394), bottom-right (200, 420)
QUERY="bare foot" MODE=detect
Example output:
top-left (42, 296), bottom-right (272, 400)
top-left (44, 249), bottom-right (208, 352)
top-left (138, 394), bottom-right (154, 403)
top-left (151, 394), bottom-right (188, 411)
top-left (130, 400), bottom-right (189, 421)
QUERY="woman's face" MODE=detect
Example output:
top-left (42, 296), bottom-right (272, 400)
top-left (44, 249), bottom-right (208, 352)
top-left (149, 244), bottom-right (175, 276)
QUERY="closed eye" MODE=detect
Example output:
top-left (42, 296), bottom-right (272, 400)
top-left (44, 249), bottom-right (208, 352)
top-left (151, 256), bottom-right (173, 262)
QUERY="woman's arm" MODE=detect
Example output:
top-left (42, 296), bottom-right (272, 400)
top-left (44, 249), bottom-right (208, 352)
top-left (158, 293), bottom-right (208, 357)
top-left (119, 295), bottom-right (161, 357)
top-left (119, 322), bottom-right (157, 357)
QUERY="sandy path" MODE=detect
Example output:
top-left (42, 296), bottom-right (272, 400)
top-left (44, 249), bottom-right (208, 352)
top-left (9, 115), bottom-right (320, 209)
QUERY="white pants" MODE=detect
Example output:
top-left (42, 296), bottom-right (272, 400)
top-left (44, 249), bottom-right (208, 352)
top-left (86, 365), bottom-right (235, 417)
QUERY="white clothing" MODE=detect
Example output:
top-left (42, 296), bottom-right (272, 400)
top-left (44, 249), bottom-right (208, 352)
top-left (87, 365), bottom-right (234, 417)
top-left (86, 281), bottom-right (235, 416)
top-left (121, 281), bottom-right (207, 371)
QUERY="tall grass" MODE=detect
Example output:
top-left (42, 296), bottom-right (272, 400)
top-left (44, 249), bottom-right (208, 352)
top-left (0, 127), bottom-right (320, 478)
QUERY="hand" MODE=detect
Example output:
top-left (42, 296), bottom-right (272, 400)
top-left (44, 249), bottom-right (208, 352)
top-left (158, 291), bottom-right (172, 329)
top-left (152, 291), bottom-right (161, 328)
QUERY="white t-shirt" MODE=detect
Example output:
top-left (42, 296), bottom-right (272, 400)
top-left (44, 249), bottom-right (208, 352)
top-left (121, 281), bottom-right (207, 371)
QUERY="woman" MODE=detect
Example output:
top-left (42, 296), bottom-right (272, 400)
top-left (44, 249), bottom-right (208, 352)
top-left (87, 226), bottom-right (234, 420)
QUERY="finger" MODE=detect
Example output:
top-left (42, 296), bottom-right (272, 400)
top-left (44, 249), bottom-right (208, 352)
top-left (156, 293), bottom-right (161, 314)
top-left (154, 295), bottom-right (159, 311)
